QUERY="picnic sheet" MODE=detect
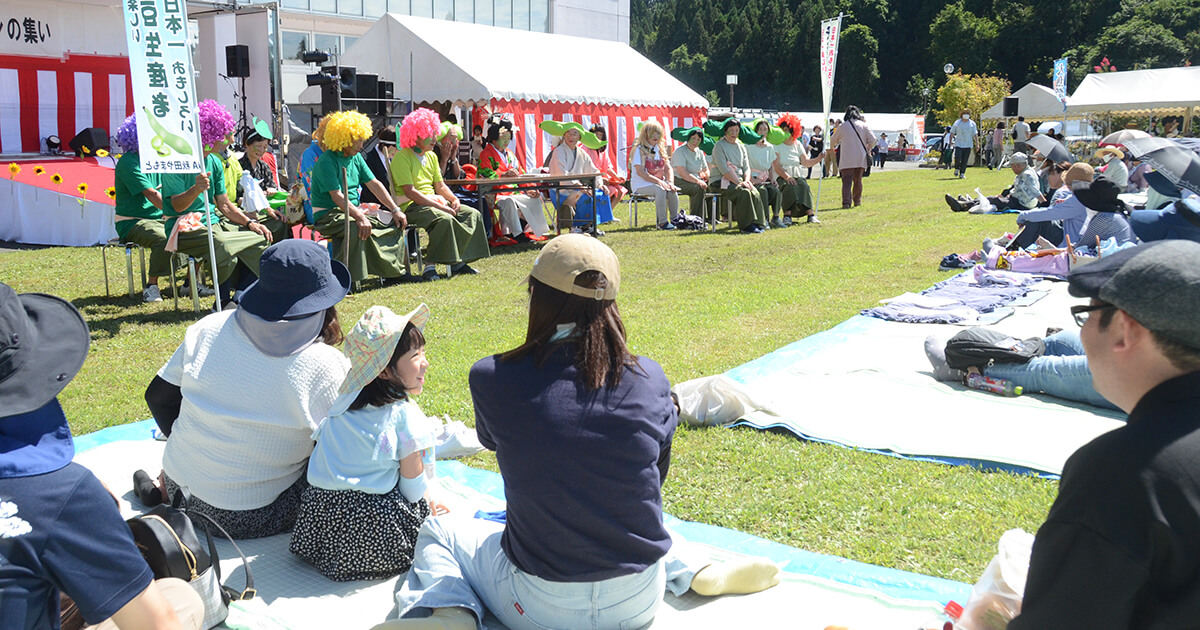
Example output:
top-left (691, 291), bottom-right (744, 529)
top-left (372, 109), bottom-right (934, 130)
top-left (675, 277), bottom-right (1126, 478)
top-left (73, 426), bottom-right (972, 629)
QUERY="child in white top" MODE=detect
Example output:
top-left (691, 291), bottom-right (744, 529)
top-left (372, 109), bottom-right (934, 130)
top-left (290, 303), bottom-right (444, 582)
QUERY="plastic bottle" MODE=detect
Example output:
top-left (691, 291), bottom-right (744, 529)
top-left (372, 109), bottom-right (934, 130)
top-left (966, 372), bottom-right (1023, 397)
top-left (919, 601), bottom-right (964, 630)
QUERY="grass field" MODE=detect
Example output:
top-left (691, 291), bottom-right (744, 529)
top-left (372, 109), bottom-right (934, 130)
top-left (1, 165), bottom-right (1061, 584)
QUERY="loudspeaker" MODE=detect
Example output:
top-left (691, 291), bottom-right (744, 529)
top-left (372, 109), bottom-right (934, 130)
top-left (1003, 97), bottom-right (1019, 117)
top-left (68, 127), bottom-right (110, 157)
top-left (356, 73), bottom-right (378, 115)
top-left (226, 45), bottom-right (250, 78)
top-left (378, 80), bottom-right (394, 115)
top-left (321, 83), bottom-right (340, 116)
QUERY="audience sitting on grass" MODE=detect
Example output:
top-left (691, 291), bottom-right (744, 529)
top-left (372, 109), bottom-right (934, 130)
top-left (391, 108), bottom-right (490, 281)
top-left (375, 235), bottom-right (780, 630)
top-left (944, 152), bottom-right (1044, 216)
top-left (291, 303), bottom-right (443, 582)
top-left (1075, 178), bottom-right (1138, 248)
top-left (144, 240), bottom-right (352, 540)
top-left (1131, 197), bottom-right (1200, 245)
top-left (1095, 146), bottom-right (1128, 189)
top-left (999, 162), bottom-right (1094, 250)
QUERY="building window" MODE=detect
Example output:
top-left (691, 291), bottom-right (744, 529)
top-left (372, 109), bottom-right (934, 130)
top-left (343, 35), bottom-right (359, 51)
top-left (412, 0), bottom-right (433, 17)
top-left (282, 30), bottom-right (309, 62)
top-left (494, 0), bottom-right (511, 28)
top-left (530, 0), bottom-right (546, 32)
top-left (388, 0), bottom-right (410, 13)
top-left (433, 0), bottom-right (453, 19)
top-left (314, 32), bottom-right (342, 54)
top-left (340, 0), bottom-right (364, 16)
top-left (310, 0), bottom-right (336, 13)
top-left (512, 0), bottom-right (528, 30)
top-left (282, 0), bottom-right (309, 9)
top-left (474, 0), bottom-right (492, 25)
top-left (364, 0), bottom-right (386, 16)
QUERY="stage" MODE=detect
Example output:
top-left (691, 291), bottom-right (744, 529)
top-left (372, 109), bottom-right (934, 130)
top-left (1, 155), bottom-right (119, 246)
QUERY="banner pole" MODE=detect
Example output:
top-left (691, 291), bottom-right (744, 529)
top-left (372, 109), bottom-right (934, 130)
top-left (814, 13), bottom-right (843, 216)
top-left (201, 190), bottom-right (222, 312)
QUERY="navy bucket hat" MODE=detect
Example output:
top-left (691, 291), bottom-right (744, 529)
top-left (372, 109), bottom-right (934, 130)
top-left (238, 240), bottom-right (351, 321)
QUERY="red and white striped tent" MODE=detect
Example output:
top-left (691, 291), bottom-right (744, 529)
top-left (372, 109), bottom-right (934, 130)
top-left (0, 0), bottom-right (132, 155)
top-left (337, 14), bottom-right (708, 176)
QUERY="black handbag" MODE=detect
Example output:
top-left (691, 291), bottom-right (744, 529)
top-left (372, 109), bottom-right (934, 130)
top-left (127, 489), bottom-right (255, 629)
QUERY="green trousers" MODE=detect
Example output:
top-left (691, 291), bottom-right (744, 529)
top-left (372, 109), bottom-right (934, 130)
top-left (404, 204), bottom-right (490, 266)
top-left (172, 222), bottom-right (268, 283)
top-left (777, 177), bottom-right (815, 216)
top-left (755, 183), bottom-right (781, 217)
top-left (720, 184), bottom-right (767, 229)
top-left (314, 211), bottom-right (408, 282)
top-left (674, 178), bottom-right (708, 216)
top-left (121, 219), bottom-right (173, 278)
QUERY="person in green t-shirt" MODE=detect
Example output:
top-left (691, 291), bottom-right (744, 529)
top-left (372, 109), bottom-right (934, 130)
top-left (113, 114), bottom-right (173, 302)
top-left (390, 108), bottom-right (489, 281)
top-left (310, 110), bottom-right (410, 284)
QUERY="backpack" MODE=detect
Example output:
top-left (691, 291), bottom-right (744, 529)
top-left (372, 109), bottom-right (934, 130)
top-left (943, 327), bottom-right (1045, 370)
top-left (671, 213), bottom-right (707, 230)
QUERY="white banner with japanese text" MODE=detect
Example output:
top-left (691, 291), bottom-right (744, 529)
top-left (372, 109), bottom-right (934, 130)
top-left (819, 16), bottom-right (842, 133)
top-left (122, 0), bottom-right (202, 173)
top-left (1053, 58), bottom-right (1068, 108)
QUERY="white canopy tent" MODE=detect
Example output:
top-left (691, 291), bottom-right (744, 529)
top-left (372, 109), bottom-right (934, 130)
top-left (778, 112), bottom-right (923, 143)
top-left (1066, 67), bottom-right (1200, 117)
top-left (332, 14), bottom-right (707, 109)
top-left (981, 83), bottom-right (1077, 120)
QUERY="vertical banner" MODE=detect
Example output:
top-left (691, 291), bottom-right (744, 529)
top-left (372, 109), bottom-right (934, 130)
top-left (1053, 58), bottom-right (1068, 107)
top-left (123, 0), bottom-right (203, 174)
top-left (819, 15), bottom-right (842, 130)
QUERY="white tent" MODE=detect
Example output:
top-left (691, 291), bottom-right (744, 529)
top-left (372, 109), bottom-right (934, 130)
top-left (1066, 67), bottom-right (1200, 116)
top-left (777, 112), bottom-right (923, 142)
top-left (335, 14), bottom-right (707, 109)
top-left (981, 83), bottom-right (1075, 120)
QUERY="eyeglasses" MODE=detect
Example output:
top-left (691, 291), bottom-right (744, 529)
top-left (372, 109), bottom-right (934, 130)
top-left (1070, 303), bottom-right (1116, 327)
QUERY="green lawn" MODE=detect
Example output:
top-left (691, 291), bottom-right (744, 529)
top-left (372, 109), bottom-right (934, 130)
top-left (1, 165), bottom-right (1059, 583)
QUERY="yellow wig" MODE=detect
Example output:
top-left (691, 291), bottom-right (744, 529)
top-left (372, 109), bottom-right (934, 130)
top-left (323, 111), bottom-right (374, 151)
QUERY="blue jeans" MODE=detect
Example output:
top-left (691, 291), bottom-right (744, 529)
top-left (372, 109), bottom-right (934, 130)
top-left (395, 517), bottom-right (702, 630)
top-left (984, 330), bottom-right (1117, 410)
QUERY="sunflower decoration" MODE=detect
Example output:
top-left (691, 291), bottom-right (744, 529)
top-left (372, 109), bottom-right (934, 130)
top-left (77, 182), bottom-right (89, 196)
top-left (34, 166), bottom-right (45, 176)
top-left (106, 186), bottom-right (117, 200)
top-left (8, 162), bottom-right (19, 179)
top-left (96, 149), bottom-right (109, 158)
top-left (50, 173), bottom-right (63, 185)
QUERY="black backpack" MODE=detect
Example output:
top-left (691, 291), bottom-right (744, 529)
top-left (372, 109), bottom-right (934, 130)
top-left (944, 327), bottom-right (1045, 370)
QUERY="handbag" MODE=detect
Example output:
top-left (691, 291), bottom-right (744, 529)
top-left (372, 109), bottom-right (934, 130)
top-left (127, 489), bottom-right (255, 630)
top-left (851, 123), bottom-right (872, 177)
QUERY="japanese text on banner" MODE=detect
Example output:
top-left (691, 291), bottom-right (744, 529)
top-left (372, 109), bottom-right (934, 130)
top-left (819, 16), bottom-right (842, 126)
top-left (1053, 58), bottom-right (1069, 108)
top-left (123, 0), bottom-right (203, 174)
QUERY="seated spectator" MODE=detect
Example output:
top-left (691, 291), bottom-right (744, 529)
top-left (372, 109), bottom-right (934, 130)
top-left (774, 113), bottom-right (823, 225)
top-left (629, 120), bottom-right (681, 230)
top-left (147, 240), bottom-right (352, 539)
top-left (1128, 159), bottom-right (1150, 192)
top-left (925, 329), bottom-right (1117, 410)
top-left (1004, 162), bottom-right (1094, 249)
top-left (745, 119), bottom-right (782, 225)
top-left (944, 152), bottom-right (1045, 216)
top-left (310, 110), bottom-right (411, 284)
top-left (1075, 178), bottom-right (1138, 247)
top-left (377, 235), bottom-right (780, 630)
top-left (161, 100), bottom-right (272, 304)
top-left (711, 118), bottom-right (768, 233)
top-left (112, 114), bottom-right (169, 303)
top-left (586, 124), bottom-right (627, 206)
top-left (1, 282), bottom-right (205, 630)
top-left (670, 126), bottom-right (712, 219)
top-left (1144, 170), bottom-right (1184, 210)
top-left (237, 118), bottom-right (289, 242)
top-left (477, 116), bottom-right (549, 245)
top-left (359, 128), bottom-right (398, 206)
top-left (433, 122), bottom-right (485, 224)
top-left (298, 116), bottom-right (330, 224)
top-left (1095, 146), bottom-right (1129, 189)
top-left (391, 108), bottom-right (490, 280)
top-left (1131, 197), bottom-right (1200, 244)
top-left (546, 121), bottom-right (615, 232)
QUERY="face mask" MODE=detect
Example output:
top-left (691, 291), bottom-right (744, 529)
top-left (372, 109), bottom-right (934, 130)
top-left (962, 115), bottom-right (970, 121)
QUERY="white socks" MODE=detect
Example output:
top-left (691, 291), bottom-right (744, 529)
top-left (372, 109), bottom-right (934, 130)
top-left (690, 557), bottom-right (782, 596)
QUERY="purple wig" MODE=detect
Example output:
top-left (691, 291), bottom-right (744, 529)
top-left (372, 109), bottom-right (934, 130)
top-left (197, 99), bottom-right (236, 148)
top-left (114, 114), bottom-right (139, 153)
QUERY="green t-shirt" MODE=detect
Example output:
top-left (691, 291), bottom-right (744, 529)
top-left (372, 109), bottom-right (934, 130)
top-left (161, 152), bottom-right (226, 233)
top-left (389, 148), bottom-right (441, 211)
top-left (113, 151), bottom-right (162, 239)
top-left (310, 151), bottom-right (374, 221)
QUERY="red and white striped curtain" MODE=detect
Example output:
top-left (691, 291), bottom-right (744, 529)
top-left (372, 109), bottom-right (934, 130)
top-left (492, 99), bottom-right (707, 178)
top-left (0, 53), bottom-right (132, 154)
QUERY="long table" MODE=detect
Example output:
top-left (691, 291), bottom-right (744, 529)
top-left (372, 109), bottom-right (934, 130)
top-left (443, 172), bottom-right (602, 236)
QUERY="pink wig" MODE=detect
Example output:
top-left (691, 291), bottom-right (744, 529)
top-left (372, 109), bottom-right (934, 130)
top-left (778, 113), bottom-right (803, 141)
top-left (198, 99), bottom-right (236, 148)
top-left (399, 108), bottom-right (441, 149)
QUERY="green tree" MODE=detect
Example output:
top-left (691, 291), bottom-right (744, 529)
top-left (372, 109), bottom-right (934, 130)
top-left (835, 24), bottom-right (880, 109)
top-left (935, 72), bottom-right (1010, 128)
top-left (928, 2), bottom-right (998, 75)
top-left (902, 74), bottom-right (937, 115)
top-left (666, 43), bottom-right (710, 89)
top-left (705, 90), bottom-right (721, 107)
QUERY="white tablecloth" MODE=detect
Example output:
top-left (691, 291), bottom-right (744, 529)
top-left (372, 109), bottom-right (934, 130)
top-left (0, 178), bottom-right (118, 246)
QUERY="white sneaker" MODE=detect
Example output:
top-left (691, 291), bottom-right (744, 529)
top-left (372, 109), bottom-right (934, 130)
top-left (433, 418), bottom-right (485, 459)
top-left (142, 285), bottom-right (163, 303)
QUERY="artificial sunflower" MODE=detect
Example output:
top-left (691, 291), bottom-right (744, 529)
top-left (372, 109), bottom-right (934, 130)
top-left (8, 163), bottom-right (19, 178)
top-left (106, 186), bottom-right (117, 200)
top-left (96, 149), bottom-right (110, 158)
top-left (50, 173), bottom-right (63, 185)
top-left (34, 166), bottom-right (45, 176)
top-left (77, 182), bottom-right (89, 195)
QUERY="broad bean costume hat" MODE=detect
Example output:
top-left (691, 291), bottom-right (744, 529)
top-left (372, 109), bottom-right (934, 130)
top-left (238, 239), bottom-right (351, 321)
top-left (1068, 240), bottom-right (1200, 350)
top-left (538, 120), bottom-right (605, 151)
top-left (0, 282), bottom-right (90, 477)
top-left (747, 117), bottom-right (791, 145)
top-left (670, 126), bottom-right (715, 155)
top-left (438, 122), bottom-right (463, 142)
top-left (244, 117), bottom-right (274, 145)
top-left (339, 304), bottom-right (431, 395)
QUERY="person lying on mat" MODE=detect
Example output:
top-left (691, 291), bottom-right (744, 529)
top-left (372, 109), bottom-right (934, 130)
top-left (1010, 241), bottom-right (1200, 629)
top-left (943, 152), bottom-right (1044, 215)
top-left (145, 240), bottom-right (352, 540)
top-left (375, 235), bottom-right (781, 630)
top-left (0, 282), bottom-right (204, 630)
top-left (924, 329), bottom-right (1117, 410)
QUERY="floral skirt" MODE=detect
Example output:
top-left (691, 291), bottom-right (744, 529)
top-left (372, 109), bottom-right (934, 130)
top-left (163, 473), bottom-right (306, 540)
top-left (290, 480), bottom-right (431, 582)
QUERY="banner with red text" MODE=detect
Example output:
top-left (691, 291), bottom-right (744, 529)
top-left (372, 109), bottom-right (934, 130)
top-left (819, 16), bottom-right (842, 131)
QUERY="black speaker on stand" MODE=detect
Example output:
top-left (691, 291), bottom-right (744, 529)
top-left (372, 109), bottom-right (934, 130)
top-left (1003, 97), bottom-right (1019, 117)
top-left (68, 127), bottom-right (110, 157)
top-left (356, 74), bottom-right (379, 115)
top-left (226, 45), bottom-right (250, 78)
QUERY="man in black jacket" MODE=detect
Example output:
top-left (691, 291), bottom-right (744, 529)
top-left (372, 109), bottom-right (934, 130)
top-left (359, 128), bottom-right (397, 205)
top-left (1010, 240), bottom-right (1200, 629)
